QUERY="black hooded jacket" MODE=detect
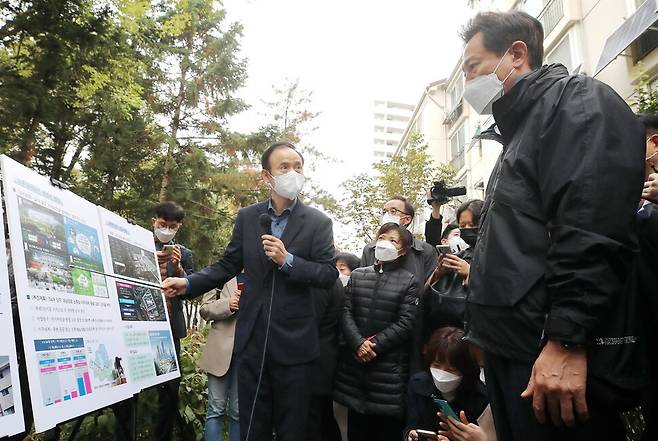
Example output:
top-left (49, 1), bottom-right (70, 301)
top-left (466, 64), bottom-right (645, 362)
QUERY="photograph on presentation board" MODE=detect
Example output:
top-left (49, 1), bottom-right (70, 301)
top-left (116, 281), bottom-right (167, 322)
top-left (18, 197), bottom-right (108, 298)
top-left (149, 330), bottom-right (178, 376)
top-left (108, 235), bottom-right (159, 284)
top-left (0, 356), bottom-right (16, 415)
top-left (2, 155), bottom-right (134, 432)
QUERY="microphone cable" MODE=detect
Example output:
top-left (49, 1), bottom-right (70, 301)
top-left (245, 214), bottom-right (277, 441)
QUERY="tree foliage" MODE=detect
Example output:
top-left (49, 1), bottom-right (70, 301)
top-left (339, 133), bottom-right (456, 245)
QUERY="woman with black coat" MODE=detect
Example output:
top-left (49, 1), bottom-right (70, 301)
top-left (405, 327), bottom-right (493, 441)
top-left (333, 223), bottom-right (418, 441)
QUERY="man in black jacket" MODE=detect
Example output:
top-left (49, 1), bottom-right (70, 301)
top-left (461, 11), bottom-right (644, 441)
top-left (635, 114), bottom-right (658, 441)
top-left (152, 201), bottom-right (194, 441)
top-left (162, 142), bottom-right (338, 441)
top-left (306, 279), bottom-right (344, 441)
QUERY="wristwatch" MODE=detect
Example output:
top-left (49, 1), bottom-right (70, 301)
top-left (558, 341), bottom-right (586, 351)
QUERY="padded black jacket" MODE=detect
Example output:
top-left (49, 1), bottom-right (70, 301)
top-left (334, 261), bottom-right (418, 417)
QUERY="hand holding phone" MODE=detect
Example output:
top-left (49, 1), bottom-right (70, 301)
top-left (162, 244), bottom-right (176, 255)
top-left (433, 398), bottom-right (459, 420)
top-left (436, 245), bottom-right (452, 255)
top-left (416, 429), bottom-right (438, 440)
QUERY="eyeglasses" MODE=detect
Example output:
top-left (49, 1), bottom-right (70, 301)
top-left (382, 208), bottom-right (410, 217)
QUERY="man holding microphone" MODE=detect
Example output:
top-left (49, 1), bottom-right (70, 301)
top-left (162, 141), bottom-right (338, 441)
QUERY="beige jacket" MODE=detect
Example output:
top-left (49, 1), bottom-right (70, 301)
top-left (199, 278), bottom-right (237, 377)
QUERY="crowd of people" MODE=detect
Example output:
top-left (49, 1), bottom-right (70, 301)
top-left (155, 9), bottom-right (658, 441)
top-left (10, 7), bottom-right (658, 441)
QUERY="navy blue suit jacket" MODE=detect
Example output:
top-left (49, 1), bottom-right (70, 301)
top-left (186, 200), bottom-right (338, 364)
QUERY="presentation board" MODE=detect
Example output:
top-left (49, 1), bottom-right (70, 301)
top-left (98, 207), bottom-right (180, 389)
top-left (1, 155), bottom-right (179, 432)
top-left (0, 204), bottom-right (25, 437)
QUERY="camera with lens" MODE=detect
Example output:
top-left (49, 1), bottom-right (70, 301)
top-left (427, 181), bottom-right (466, 205)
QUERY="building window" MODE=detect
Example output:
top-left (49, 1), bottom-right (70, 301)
top-left (450, 124), bottom-right (466, 171)
top-left (449, 74), bottom-right (464, 110)
top-left (374, 125), bottom-right (385, 133)
top-left (1, 387), bottom-right (9, 396)
top-left (374, 138), bottom-right (385, 145)
top-left (545, 32), bottom-right (573, 72)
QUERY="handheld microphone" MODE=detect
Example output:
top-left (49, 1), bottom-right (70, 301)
top-left (259, 213), bottom-right (272, 236)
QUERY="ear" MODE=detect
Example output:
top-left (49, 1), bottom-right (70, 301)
top-left (261, 169), bottom-right (272, 185)
top-left (440, 238), bottom-right (448, 245)
top-left (649, 134), bottom-right (658, 151)
top-left (510, 40), bottom-right (529, 69)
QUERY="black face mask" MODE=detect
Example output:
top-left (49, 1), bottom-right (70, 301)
top-left (460, 227), bottom-right (479, 247)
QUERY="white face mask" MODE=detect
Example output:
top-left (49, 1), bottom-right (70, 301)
top-left (154, 227), bottom-right (177, 243)
top-left (479, 367), bottom-right (486, 385)
top-left (448, 235), bottom-right (470, 253)
top-left (271, 170), bottom-right (305, 200)
top-left (374, 240), bottom-right (399, 263)
top-left (430, 367), bottom-right (463, 398)
top-left (381, 212), bottom-right (401, 226)
top-left (463, 50), bottom-right (515, 114)
top-left (339, 274), bottom-right (350, 287)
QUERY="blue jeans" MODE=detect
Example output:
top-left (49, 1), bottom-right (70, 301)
top-left (205, 365), bottom-right (239, 441)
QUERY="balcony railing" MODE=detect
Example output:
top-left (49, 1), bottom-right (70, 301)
top-left (443, 99), bottom-right (463, 126)
top-left (538, 0), bottom-right (564, 37)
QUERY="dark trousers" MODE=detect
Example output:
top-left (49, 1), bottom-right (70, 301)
top-left (154, 337), bottom-right (183, 441)
top-left (484, 351), bottom-right (626, 441)
top-left (238, 324), bottom-right (312, 441)
top-left (346, 410), bottom-right (403, 441)
top-left (306, 395), bottom-right (341, 441)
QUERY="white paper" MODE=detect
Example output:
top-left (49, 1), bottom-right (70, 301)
top-left (97, 207), bottom-right (180, 389)
top-left (1, 156), bottom-right (134, 432)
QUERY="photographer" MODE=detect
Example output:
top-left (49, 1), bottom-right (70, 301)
top-left (423, 200), bottom-right (483, 337)
top-left (425, 182), bottom-right (468, 247)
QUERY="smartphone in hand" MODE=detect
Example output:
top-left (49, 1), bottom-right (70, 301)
top-left (416, 429), bottom-right (438, 440)
top-left (162, 244), bottom-right (176, 255)
top-left (435, 245), bottom-right (452, 255)
top-left (433, 398), bottom-right (459, 420)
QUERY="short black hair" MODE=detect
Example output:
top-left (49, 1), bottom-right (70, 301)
top-left (456, 199), bottom-right (484, 227)
top-left (441, 223), bottom-right (460, 241)
top-left (154, 201), bottom-right (185, 222)
top-left (460, 11), bottom-right (544, 70)
top-left (334, 252), bottom-right (360, 271)
top-left (638, 113), bottom-right (658, 136)
top-left (261, 141), bottom-right (305, 171)
top-left (390, 195), bottom-right (415, 219)
top-left (377, 222), bottom-right (412, 251)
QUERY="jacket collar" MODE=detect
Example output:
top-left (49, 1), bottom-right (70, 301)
top-left (492, 63), bottom-right (569, 144)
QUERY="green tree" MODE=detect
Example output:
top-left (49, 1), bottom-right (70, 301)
top-left (0, 0), bottom-right (146, 179)
top-left (154, 0), bottom-right (247, 202)
top-left (340, 133), bottom-right (456, 244)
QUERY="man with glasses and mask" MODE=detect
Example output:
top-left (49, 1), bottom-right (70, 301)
top-left (152, 201), bottom-right (194, 441)
top-left (458, 10), bottom-right (644, 441)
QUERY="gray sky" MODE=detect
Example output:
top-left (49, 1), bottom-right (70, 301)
top-left (224, 0), bottom-right (472, 249)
